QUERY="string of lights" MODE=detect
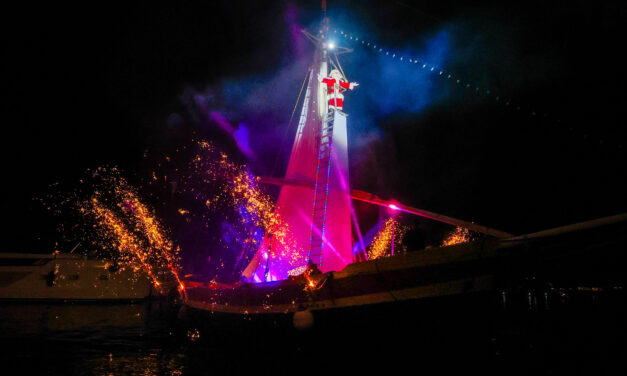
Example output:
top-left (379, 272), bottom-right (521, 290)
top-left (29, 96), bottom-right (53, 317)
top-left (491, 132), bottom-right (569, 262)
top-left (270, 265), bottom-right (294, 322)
top-left (333, 29), bottom-right (623, 151)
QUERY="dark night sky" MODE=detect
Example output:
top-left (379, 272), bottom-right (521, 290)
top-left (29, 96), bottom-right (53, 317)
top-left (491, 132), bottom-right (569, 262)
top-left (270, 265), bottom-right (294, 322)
top-left (3, 1), bottom-right (626, 252)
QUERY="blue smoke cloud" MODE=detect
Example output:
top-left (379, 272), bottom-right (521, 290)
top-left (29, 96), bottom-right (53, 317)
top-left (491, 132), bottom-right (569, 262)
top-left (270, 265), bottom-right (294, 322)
top-left (176, 3), bottom-right (501, 180)
top-left (340, 28), bottom-right (452, 147)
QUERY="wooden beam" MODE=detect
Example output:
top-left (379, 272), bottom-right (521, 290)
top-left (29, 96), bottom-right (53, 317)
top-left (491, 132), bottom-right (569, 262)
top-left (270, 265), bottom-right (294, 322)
top-left (258, 176), bottom-right (513, 238)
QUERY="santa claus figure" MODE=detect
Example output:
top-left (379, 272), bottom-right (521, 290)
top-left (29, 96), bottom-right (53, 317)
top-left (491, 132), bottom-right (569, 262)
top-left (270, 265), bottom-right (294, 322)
top-left (320, 69), bottom-right (358, 111)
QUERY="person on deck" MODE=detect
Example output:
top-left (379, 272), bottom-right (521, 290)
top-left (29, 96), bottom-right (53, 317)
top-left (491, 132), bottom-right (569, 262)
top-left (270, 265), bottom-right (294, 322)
top-left (305, 259), bottom-right (322, 275)
top-left (320, 69), bottom-right (358, 111)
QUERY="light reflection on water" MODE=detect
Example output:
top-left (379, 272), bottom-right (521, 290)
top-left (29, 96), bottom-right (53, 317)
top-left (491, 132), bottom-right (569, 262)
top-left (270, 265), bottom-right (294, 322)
top-left (3, 294), bottom-right (624, 375)
top-left (0, 303), bottom-right (148, 333)
top-left (78, 353), bottom-right (185, 376)
top-left (0, 302), bottom-right (312, 375)
top-left (0, 302), bottom-right (188, 375)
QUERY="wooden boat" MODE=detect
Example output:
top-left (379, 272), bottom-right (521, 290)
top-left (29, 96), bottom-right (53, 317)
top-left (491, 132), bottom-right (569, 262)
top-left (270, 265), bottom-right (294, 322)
top-left (183, 213), bottom-right (627, 328)
top-left (181, 4), bottom-right (627, 331)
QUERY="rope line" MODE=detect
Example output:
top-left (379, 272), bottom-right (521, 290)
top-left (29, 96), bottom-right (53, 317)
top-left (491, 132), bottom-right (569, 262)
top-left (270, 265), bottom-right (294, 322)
top-left (270, 68), bottom-right (312, 177)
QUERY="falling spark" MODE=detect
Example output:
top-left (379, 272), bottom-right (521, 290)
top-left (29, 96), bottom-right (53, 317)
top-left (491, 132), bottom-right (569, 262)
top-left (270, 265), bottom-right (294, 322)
top-left (442, 226), bottom-right (472, 246)
top-left (167, 140), bottom-right (303, 279)
top-left (88, 197), bottom-right (163, 288)
top-left (72, 167), bottom-right (185, 295)
top-left (48, 140), bottom-right (300, 288)
top-left (367, 218), bottom-right (407, 260)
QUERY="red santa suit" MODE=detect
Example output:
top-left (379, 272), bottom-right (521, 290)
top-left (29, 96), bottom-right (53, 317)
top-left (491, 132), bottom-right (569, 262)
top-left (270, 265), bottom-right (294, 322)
top-left (321, 71), bottom-right (357, 110)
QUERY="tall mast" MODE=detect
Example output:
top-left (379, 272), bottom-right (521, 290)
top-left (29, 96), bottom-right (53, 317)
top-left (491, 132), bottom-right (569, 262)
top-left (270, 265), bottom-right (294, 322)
top-left (243, 4), bottom-right (354, 281)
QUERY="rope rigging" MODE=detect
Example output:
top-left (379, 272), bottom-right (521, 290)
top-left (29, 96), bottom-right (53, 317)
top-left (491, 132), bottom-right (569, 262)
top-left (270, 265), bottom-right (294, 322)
top-left (270, 67), bottom-right (312, 177)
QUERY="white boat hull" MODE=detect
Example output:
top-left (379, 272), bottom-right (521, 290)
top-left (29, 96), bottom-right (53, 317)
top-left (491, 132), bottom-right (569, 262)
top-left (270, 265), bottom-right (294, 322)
top-left (0, 253), bottom-right (152, 302)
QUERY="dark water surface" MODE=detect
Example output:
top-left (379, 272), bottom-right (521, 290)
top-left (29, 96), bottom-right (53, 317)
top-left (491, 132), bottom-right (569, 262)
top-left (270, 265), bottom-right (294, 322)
top-left (0, 301), bottom-right (345, 375)
top-left (0, 303), bottom-right (186, 375)
top-left (1, 293), bottom-right (626, 375)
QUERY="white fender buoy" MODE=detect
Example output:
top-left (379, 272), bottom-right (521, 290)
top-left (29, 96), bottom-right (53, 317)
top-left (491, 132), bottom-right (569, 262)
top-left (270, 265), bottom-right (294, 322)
top-left (293, 310), bottom-right (314, 330)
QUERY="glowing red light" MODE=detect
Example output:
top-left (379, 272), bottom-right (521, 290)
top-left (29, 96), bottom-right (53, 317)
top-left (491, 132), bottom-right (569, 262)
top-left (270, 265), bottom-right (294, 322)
top-left (388, 204), bottom-right (399, 211)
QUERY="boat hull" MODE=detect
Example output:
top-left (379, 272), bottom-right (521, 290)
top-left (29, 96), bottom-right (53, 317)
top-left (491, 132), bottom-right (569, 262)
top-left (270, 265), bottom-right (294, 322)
top-left (183, 214), bottom-right (627, 325)
top-left (0, 253), bottom-right (153, 302)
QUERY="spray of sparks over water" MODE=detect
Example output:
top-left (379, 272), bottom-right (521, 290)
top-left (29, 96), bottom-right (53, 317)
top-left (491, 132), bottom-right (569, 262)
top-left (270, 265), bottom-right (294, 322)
top-left (441, 226), bottom-right (472, 246)
top-left (367, 218), bottom-right (408, 260)
top-left (144, 140), bottom-right (301, 281)
top-left (192, 142), bottom-right (303, 275)
top-left (55, 167), bottom-right (185, 294)
top-left (40, 140), bottom-right (298, 286)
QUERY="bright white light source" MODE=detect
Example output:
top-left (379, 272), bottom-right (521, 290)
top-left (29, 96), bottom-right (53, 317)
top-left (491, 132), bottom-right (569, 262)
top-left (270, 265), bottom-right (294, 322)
top-left (328, 42), bottom-right (335, 50)
top-left (389, 204), bottom-right (399, 211)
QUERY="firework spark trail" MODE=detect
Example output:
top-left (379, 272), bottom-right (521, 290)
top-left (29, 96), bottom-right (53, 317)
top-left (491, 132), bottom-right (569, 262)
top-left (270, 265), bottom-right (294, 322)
top-left (367, 218), bottom-right (407, 260)
top-left (442, 226), bottom-right (472, 246)
top-left (117, 189), bottom-right (186, 295)
top-left (192, 141), bottom-right (304, 274)
top-left (230, 170), bottom-right (299, 263)
top-left (140, 140), bottom-right (303, 281)
top-left (88, 198), bottom-right (163, 289)
top-left (68, 167), bottom-right (186, 294)
top-left (46, 139), bottom-right (295, 288)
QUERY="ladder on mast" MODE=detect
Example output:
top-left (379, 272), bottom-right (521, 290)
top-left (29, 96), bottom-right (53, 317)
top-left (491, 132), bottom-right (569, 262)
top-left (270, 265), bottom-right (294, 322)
top-left (308, 112), bottom-right (335, 267)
